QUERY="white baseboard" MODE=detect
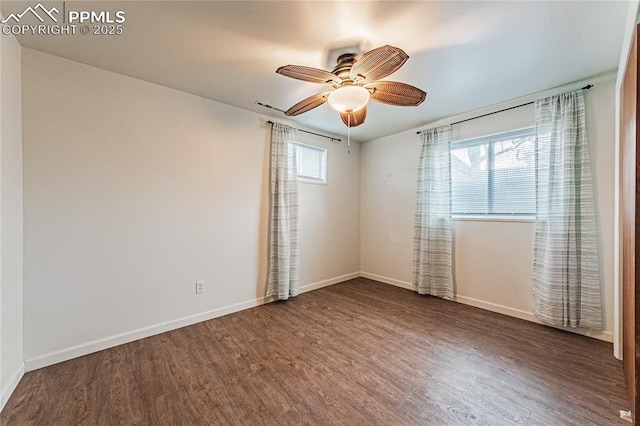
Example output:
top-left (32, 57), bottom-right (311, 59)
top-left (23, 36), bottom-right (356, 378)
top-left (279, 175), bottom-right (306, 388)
top-left (299, 272), bottom-right (360, 293)
top-left (454, 294), bottom-right (540, 323)
top-left (359, 272), bottom-right (414, 291)
top-left (1, 362), bottom-right (25, 413)
top-left (455, 294), bottom-right (614, 342)
top-left (24, 270), bottom-right (612, 372)
top-left (359, 272), bottom-right (614, 343)
top-left (25, 272), bottom-right (360, 372)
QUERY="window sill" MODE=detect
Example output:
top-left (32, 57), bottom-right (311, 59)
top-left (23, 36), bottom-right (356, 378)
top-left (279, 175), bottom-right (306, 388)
top-left (452, 215), bottom-right (535, 223)
top-left (297, 178), bottom-right (327, 186)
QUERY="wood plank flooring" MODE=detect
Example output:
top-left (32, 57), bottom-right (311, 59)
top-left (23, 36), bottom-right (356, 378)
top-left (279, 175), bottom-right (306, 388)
top-left (1, 278), bottom-right (627, 425)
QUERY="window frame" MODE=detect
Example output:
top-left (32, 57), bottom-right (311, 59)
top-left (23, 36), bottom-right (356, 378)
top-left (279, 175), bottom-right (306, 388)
top-left (450, 126), bottom-right (536, 218)
top-left (289, 141), bottom-right (328, 185)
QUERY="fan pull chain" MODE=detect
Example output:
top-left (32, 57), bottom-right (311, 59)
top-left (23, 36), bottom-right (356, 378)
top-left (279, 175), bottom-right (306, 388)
top-left (347, 114), bottom-right (351, 154)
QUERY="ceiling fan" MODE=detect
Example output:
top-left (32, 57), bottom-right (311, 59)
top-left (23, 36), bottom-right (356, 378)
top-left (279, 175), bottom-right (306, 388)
top-left (276, 45), bottom-right (426, 128)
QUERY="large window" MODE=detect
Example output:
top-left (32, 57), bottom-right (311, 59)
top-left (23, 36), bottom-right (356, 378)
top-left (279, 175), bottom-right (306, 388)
top-left (289, 142), bottom-right (327, 183)
top-left (451, 127), bottom-right (536, 216)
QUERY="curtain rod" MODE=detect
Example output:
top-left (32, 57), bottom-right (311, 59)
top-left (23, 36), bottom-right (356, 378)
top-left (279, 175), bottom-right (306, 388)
top-left (416, 84), bottom-right (594, 134)
top-left (267, 121), bottom-right (341, 142)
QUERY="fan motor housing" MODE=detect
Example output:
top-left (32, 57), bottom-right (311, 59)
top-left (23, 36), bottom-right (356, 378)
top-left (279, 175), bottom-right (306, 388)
top-left (332, 53), bottom-right (357, 81)
top-left (325, 42), bottom-right (367, 70)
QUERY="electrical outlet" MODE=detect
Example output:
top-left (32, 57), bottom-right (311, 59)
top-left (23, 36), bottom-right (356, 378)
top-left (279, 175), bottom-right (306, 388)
top-left (196, 281), bottom-right (205, 294)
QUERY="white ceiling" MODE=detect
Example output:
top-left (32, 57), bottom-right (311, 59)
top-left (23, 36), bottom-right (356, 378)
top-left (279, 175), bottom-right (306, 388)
top-left (2, 1), bottom-right (629, 141)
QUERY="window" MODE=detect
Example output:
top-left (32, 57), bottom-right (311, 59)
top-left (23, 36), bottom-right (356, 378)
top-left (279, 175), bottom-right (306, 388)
top-left (289, 142), bottom-right (327, 183)
top-left (451, 127), bottom-right (536, 216)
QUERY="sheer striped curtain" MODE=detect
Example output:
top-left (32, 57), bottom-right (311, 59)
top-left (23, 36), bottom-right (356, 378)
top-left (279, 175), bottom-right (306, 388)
top-left (266, 123), bottom-right (300, 300)
top-left (532, 90), bottom-right (602, 330)
top-left (413, 125), bottom-right (454, 299)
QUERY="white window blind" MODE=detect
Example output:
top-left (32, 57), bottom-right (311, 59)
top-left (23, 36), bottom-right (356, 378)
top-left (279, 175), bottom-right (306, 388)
top-left (451, 127), bottom-right (536, 216)
top-left (289, 142), bottom-right (327, 183)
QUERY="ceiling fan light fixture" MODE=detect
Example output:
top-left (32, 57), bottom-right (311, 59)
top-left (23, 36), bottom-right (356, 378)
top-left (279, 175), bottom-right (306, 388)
top-left (276, 45), bottom-right (425, 129)
top-left (327, 85), bottom-right (370, 113)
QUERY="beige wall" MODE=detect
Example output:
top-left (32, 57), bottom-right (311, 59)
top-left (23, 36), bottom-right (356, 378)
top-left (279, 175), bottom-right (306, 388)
top-left (361, 78), bottom-right (616, 342)
top-left (21, 48), bottom-right (360, 368)
top-left (0, 28), bottom-right (24, 408)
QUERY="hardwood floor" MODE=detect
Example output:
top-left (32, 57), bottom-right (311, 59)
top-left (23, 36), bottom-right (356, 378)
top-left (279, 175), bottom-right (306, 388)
top-left (1, 278), bottom-right (627, 425)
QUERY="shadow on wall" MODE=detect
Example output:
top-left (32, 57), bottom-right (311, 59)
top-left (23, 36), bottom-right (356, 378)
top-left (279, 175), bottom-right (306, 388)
top-left (256, 124), bottom-right (271, 300)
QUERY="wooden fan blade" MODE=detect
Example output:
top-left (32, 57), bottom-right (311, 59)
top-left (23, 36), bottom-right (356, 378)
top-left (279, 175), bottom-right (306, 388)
top-left (340, 106), bottom-right (367, 127)
top-left (365, 81), bottom-right (426, 106)
top-left (276, 65), bottom-right (341, 85)
top-left (285, 92), bottom-right (331, 116)
top-left (350, 45), bottom-right (409, 83)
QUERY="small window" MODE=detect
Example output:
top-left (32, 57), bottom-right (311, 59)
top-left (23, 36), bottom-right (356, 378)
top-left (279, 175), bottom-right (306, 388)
top-left (289, 142), bottom-right (327, 183)
top-left (451, 127), bottom-right (536, 216)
